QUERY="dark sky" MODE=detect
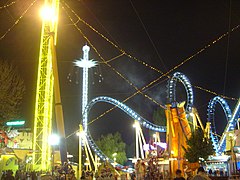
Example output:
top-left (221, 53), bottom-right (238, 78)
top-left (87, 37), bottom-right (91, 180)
top-left (0, 0), bottom-right (240, 156)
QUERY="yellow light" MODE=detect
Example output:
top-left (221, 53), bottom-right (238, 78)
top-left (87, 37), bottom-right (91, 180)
top-left (48, 134), bottom-right (60, 146)
top-left (40, 5), bottom-right (56, 21)
top-left (77, 131), bottom-right (86, 138)
top-left (133, 121), bottom-right (140, 128)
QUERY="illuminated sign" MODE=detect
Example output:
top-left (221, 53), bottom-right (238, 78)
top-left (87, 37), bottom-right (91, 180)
top-left (6, 120), bottom-right (25, 126)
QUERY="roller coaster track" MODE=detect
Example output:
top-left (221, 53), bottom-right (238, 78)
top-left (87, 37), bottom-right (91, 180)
top-left (81, 72), bottom-right (194, 168)
top-left (167, 72), bottom-right (194, 113)
top-left (207, 96), bottom-right (240, 155)
top-left (168, 72), bottom-right (240, 155)
top-left (82, 96), bottom-right (166, 168)
top-left (81, 71), bottom-right (238, 167)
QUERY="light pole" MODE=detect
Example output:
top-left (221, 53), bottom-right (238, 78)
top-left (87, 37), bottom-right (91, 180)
top-left (48, 134), bottom-right (60, 175)
top-left (112, 153), bottom-right (117, 167)
top-left (77, 125), bottom-right (84, 179)
top-left (229, 133), bottom-right (236, 176)
top-left (133, 121), bottom-right (139, 160)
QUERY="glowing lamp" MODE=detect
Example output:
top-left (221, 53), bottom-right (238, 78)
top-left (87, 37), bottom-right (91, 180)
top-left (48, 134), bottom-right (60, 146)
top-left (40, 5), bottom-right (57, 21)
top-left (133, 121), bottom-right (140, 128)
top-left (77, 131), bottom-right (86, 138)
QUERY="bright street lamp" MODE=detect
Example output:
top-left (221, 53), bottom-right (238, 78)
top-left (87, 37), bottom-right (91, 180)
top-left (48, 134), bottom-right (60, 174)
top-left (48, 134), bottom-right (60, 146)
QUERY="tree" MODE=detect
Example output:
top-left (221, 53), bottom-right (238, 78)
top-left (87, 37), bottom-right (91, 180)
top-left (95, 132), bottom-right (127, 165)
top-left (153, 107), bottom-right (166, 126)
top-left (182, 128), bottom-right (215, 163)
top-left (152, 107), bottom-right (166, 140)
top-left (0, 59), bottom-right (25, 123)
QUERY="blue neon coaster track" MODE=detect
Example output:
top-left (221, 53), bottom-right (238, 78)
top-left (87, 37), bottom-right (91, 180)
top-left (81, 70), bottom-right (239, 166)
top-left (207, 96), bottom-right (240, 155)
top-left (82, 96), bottom-right (166, 169)
top-left (81, 72), bottom-right (194, 168)
top-left (167, 72), bottom-right (194, 113)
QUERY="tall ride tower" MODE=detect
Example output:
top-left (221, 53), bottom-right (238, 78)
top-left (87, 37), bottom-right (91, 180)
top-left (32, 0), bottom-right (66, 170)
top-left (74, 45), bottom-right (97, 177)
top-left (74, 45), bottom-right (97, 131)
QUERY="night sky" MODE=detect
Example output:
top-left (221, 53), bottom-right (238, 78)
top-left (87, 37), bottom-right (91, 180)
top-left (0, 1), bottom-right (240, 157)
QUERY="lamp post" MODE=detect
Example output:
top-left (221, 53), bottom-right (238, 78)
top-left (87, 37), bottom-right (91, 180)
top-left (153, 133), bottom-right (157, 144)
top-left (229, 133), bottom-right (236, 176)
top-left (112, 153), bottom-right (117, 167)
top-left (133, 121), bottom-right (139, 160)
top-left (77, 125), bottom-right (84, 179)
top-left (48, 134), bottom-right (60, 175)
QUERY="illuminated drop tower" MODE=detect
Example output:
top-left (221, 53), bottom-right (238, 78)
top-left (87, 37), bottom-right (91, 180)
top-left (32, 0), bottom-right (65, 170)
top-left (74, 45), bottom-right (97, 177)
top-left (74, 45), bottom-right (97, 131)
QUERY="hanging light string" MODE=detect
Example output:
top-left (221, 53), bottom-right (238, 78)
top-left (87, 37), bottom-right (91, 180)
top-left (62, 1), bottom-right (165, 75)
top-left (62, 2), bottom-right (234, 141)
top-left (62, 2), bottom-right (238, 126)
top-left (62, 4), bottom-right (167, 109)
top-left (0, 0), bottom-right (18, 10)
top-left (194, 86), bottom-right (236, 101)
top-left (62, 4), bottom-right (167, 124)
top-left (100, 53), bottom-right (125, 64)
top-left (0, 0), bottom-right (37, 40)
top-left (62, 1), bottom-right (238, 101)
top-left (63, 4), bottom-right (200, 131)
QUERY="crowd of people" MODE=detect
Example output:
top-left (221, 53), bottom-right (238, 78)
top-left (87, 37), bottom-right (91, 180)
top-left (133, 157), bottom-right (169, 180)
top-left (0, 162), bottom-right (77, 180)
top-left (133, 157), bottom-right (222, 180)
top-left (173, 167), bottom-right (212, 180)
top-left (0, 158), bottom-right (233, 180)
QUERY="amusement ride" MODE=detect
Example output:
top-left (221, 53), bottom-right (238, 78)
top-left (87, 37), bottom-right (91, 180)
top-left (0, 0), bottom-right (239, 179)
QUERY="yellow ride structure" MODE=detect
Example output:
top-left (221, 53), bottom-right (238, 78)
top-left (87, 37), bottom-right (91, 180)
top-left (166, 102), bottom-right (210, 177)
top-left (166, 103), bottom-right (192, 176)
top-left (32, 0), bottom-right (66, 170)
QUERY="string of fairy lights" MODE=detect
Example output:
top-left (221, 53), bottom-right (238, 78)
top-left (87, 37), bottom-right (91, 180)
top-left (0, 0), bottom-right (37, 40)
top-left (0, 1), bottom-right (238, 140)
top-left (60, 1), bottom-right (238, 146)
top-left (0, 0), bottom-right (18, 10)
top-left (62, 1), bottom-right (240, 143)
top-left (62, 1), bottom-right (238, 102)
top-left (62, 3), bottom-right (167, 119)
top-left (62, 3), bottom-right (167, 118)
top-left (62, 1), bottom-right (238, 125)
top-left (0, 0), bottom-right (237, 103)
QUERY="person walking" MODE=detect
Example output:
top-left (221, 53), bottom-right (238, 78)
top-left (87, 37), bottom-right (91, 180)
top-left (186, 169), bottom-right (193, 180)
top-left (134, 159), bottom-right (145, 180)
top-left (5, 170), bottom-right (15, 180)
top-left (192, 167), bottom-right (211, 180)
top-left (174, 169), bottom-right (185, 180)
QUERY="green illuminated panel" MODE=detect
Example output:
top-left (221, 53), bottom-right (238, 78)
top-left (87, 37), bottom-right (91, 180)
top-left (6, 120), bottom-right (25, 126)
